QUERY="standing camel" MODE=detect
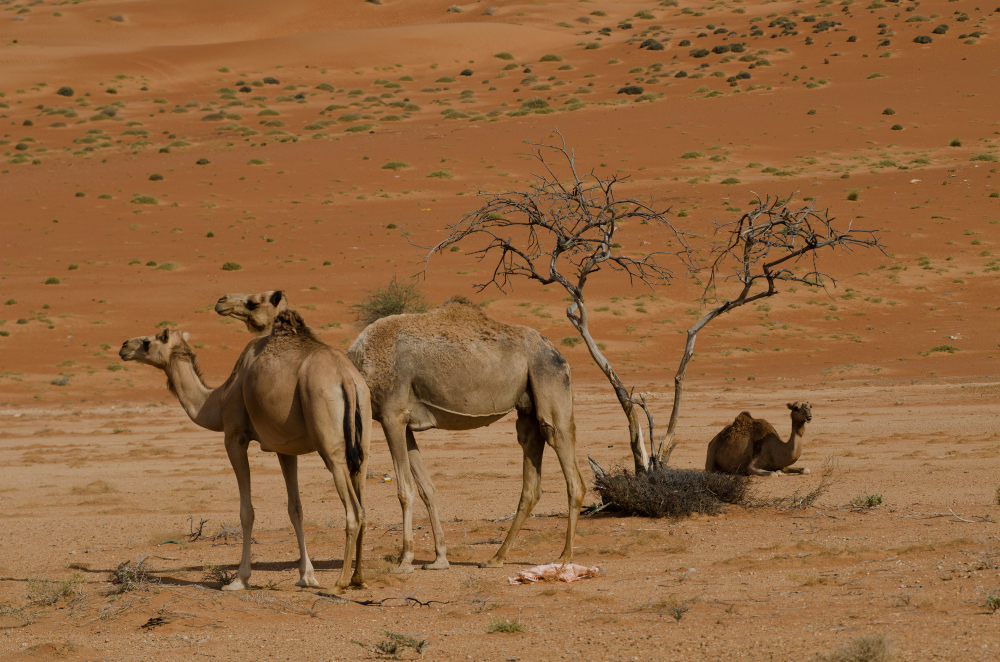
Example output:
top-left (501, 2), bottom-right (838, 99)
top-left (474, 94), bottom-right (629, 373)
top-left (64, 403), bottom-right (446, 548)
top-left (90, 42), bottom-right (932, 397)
top-left (705, 402), bottom-right (812, 476)
top-left (216, 293), bottom-right (585, 572)
top-left (119, 313), bottom-right (370, 591)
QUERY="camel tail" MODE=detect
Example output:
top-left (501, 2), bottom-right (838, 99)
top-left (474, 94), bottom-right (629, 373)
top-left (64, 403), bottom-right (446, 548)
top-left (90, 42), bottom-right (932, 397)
top-left (342, 382), bottom-right (364, 476)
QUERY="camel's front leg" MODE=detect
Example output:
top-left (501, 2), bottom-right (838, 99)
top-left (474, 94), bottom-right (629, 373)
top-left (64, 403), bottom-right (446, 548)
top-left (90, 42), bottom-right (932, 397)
top-left (223, 433), bottom-right (254, 590)
top-left (406, 429), bottom-right (448, 570)
top-left (277, 453), bottom-right (319, 588)
top-left (781, 466), bottom-right (810, 475)
top-left (382, 420), bottom-right (417, 573)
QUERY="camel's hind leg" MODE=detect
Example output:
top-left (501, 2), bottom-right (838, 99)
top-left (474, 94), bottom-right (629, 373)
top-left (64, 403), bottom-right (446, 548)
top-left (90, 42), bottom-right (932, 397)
top-left (546, 416), bottom-right (585, 565)
top-left (481, 412), bottom-right (546, 568)
top-left (705, 434), bottom-right (720, 472)
top-left (406, 428), bottom-right (449, 570)
top-left (302, 385), bottom-right (364, 592)
top-left (276, 453), bottom-right (319, 588)
top-left (781, 466), bottom-right (810, 475)
top-left (223, 432), bottom-right (254, 591)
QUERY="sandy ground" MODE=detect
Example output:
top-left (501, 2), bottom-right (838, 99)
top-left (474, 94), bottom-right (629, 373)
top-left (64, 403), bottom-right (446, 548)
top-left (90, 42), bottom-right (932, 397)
top-left (1, 0), bottom-right (999, 659)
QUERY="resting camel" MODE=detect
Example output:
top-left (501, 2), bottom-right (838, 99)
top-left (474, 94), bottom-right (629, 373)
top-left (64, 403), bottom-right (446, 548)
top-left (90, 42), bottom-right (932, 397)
top-left (119, 311), bottom-right (370, 591)
top-left (215, 293), bottom-right (585, 572)
top-left (705, 402), bottom-right (812, 476)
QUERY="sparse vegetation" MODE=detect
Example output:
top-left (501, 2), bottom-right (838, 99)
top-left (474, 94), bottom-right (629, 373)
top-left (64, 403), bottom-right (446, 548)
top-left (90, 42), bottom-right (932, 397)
top-left (817, 634), bottom-right (892, 662)
top-left (592, 463), bottom-right (752, 518)
top-left (221, 261), bottom-right (242, 271)
top-left (486, 617), bottom-right (525, 633)
top-left (109, 557), bottom-right (156, 594)
top-left (351, 275), bottom-right (429, 326)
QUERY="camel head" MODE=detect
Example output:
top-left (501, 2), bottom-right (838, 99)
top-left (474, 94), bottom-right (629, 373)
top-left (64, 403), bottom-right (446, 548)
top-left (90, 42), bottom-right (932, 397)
top-left (214, 290), bottom-right (288, 334)
top-left (119, 328), bottom-right (191, 368)
top-left (787, 401), bottom-right (813, 424)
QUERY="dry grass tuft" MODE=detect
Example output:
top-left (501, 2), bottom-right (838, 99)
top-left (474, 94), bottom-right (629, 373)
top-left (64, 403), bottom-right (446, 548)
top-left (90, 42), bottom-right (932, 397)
top-left (817, 635), bottom-right (892, 662)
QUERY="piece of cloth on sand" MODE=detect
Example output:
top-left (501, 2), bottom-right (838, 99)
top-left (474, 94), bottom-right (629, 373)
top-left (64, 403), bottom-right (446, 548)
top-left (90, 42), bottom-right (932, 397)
top-left (507, 563), bottom-right (602, 585)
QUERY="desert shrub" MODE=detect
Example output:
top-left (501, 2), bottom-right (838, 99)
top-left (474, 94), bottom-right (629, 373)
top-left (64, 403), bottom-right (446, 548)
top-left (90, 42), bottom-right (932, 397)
top-left (817, 634), bottom-right (892, 662)
top-left (427, 170), bottom-right (453, 179)
top-left (221, 261), bottom-right (242, 271)
top-left (592, 464), bottom-right (752, 518)
top-left (381, 161), bottom-right (409, 170)
top-left (372, 630), bottom-right (428, 656)
top-left (690, 48), bottom-right (710, 58)
top-left (985, 590), bottom-right (1000, 613)
top-left (891, 124), bottom-right (903, 130)
top-left (352, 275), bottom-right (429, 326)
top-left (882, 108), bottom-right (895, 115)
top-left (912, 35), bottom-right (932, 44)
top-left (850, 491), bottom-right (884, 508)
top-left (196, 158), bottom-right (210, 165)
top-left (44, 277), bottom-right (61, 285)
top-left (148, 173), bottom-right (163, 181)
top-left (130, 194), bottom-right (158, 205)
top-left (486, 617), bottom-right (525, 633)
top-left (971, 153), bottom-right (1000, 162)
top-left (539, 53), bottom-right (563, 62)
top-left (617, 85), bottom-right (644, 95)
top-left (495, 51), bottom-right (514, 60)
top-left (27, 574), bottom-right (84, 606)
top-left (521, 97), bottom-right (549, 109)
top-left (675, 70), bottom-right (688, 78)
top-left (56, 86), bottom-right (74, 97)
top-left (109, 557), bottom-right (156, 594)
top-left (721, 177), bottom-right (741, 184)
top-left (932, 24), bottom-right (949, 34)
top-left (678, 39), bottom-right (691, 47)
top-left (846, 190), bottom-right (860, 201)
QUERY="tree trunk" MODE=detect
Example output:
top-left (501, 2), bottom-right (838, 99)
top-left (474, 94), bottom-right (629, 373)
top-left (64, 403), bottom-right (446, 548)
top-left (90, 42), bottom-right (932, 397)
top-left (567, 299), bottom-right (650, 473)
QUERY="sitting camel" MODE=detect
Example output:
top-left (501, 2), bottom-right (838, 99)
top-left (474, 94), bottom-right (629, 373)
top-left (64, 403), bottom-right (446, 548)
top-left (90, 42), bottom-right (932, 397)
top-left (215, 293), bottom-right (585, 572)
top-left (119, 311), bottom-right (370, 591)
top-left (705, 402), bottom-right (812, 476)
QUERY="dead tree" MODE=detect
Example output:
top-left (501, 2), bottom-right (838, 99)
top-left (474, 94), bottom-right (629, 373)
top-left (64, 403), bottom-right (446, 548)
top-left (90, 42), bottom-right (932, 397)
top-left (425, 133), bottom-right (693, 473)
top-left (654, 195), bottom-right (885, 463)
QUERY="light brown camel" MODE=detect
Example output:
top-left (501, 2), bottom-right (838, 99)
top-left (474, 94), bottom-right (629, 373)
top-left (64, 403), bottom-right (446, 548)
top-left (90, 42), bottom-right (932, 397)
top-left (214, 290), bottom-right (288, 335)
top-left (119, 312), bottom-right (370, 592)
top-left (348, 296), bottom-right (585, 572)
top-left (705, 402), bottom-right (812, 476)
top-left (214, 293), bottom-right (586, 571)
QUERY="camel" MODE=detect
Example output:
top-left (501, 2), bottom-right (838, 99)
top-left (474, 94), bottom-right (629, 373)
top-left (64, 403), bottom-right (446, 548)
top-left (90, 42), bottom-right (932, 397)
top-left (705, 402), bottom-right (812, 476)
top-left (214, 290), bottom-right (288, 335)
top-left (214, 293), bottom-right (585, 571)
top-left (119, 311), bottom-right (371, 592)
top-left (348, 296), bottom-right (585, 572)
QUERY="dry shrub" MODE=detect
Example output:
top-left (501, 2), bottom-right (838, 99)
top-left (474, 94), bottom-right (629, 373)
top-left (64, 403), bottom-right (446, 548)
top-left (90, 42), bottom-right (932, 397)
top-left (593, 464), bottom-right (752, 518)
top-left (817, 634), bottom-right (892, 662)
top-left (767, 458), bottom-right (837, 510)
top-left (351, 275), bottom-right (429, 327)
top-left (109, 557), bottom-right (156, 594)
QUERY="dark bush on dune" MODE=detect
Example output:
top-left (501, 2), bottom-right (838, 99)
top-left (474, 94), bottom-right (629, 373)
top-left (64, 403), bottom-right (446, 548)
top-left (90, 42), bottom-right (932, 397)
top-left (617, 85), bottom-right (645, 95)
top-left (592, 464), bottom-right (753, 518)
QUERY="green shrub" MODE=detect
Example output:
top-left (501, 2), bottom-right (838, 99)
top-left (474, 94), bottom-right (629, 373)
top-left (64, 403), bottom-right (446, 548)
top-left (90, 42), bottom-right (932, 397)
top-left (148, 173), bottom-right (163, 181)
top-left (44, 277), bottom-right (60, 285)
top-left (130, 194), bottom-right (158, 205)
top-left (381, 161), bottom-right (409, 170)
top-left (846, 190), bottom-right (859, 201)
top-left (486, 617), bottom-right (525, 633)
top-left (817, 635), bottom-right (891, 662)
top-left (427, 170), bottom-right (453, 179)
top-left (352, 275), bottom-right (429, 326)
top-left (681, 151), bottom-right (703, 159)
top-left (882, 108), bottom-right (895, 115)
top-left (56, 86), bottom-right (74, 97)
top-left (221, 262), bottom-right (242, 271)
top-left (950, 138), bottom-right (962, 147)
top-left (971, 153), bottom-right (999, 162)
top-left (721, 177), bottom-right (741, 184)
top-left (539, 53), bottom-right (563, 62)
top-left (494, 51), bottom-right (514, 60)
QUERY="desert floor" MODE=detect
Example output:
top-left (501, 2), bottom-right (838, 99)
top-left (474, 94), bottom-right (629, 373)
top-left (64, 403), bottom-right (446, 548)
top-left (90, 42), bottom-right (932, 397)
top-left (1, 0), bottom-right (999, 659)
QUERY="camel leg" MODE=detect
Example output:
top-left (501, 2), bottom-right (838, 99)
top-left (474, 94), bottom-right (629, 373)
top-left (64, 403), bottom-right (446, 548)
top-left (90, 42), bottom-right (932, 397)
top-left (223, 433), bottom-right (254, 591)
top-left (481, 412), bottom-right (545, 568)
top-left (349, 457), bottom-right (367, 588)
top-left (781, 466), bottom-right (810, 475)
top-left (276, 453), bottom-right (319, 588)
top-left (406, 429), bottom-right (449, 570)
top-left (382, 419), bottom-right (418, 573)
top-left (546, 419), bottom-right (585, 565)
top-left (705, 434), bottom-right (720, 472)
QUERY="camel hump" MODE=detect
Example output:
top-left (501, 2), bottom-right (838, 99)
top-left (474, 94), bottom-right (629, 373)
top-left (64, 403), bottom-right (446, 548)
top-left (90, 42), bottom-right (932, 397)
top-left (272, 310), bottom-right (320, 341)
top-left (443, 295), bottom-right (475, 306)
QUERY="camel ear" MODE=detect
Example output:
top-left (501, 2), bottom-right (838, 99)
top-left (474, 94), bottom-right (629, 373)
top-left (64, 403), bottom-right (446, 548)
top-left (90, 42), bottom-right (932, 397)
top-left (271, 290), bottom-right (285, 307)
top-left (181, 331), bottom-right (190, 342)
top-left (157, 328), bottom-right (170, 343)
top-left (787, 402), bottom-right (795, 410)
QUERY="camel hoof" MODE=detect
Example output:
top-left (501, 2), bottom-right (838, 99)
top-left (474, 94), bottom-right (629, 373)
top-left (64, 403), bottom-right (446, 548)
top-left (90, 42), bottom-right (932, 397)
top-left (390, 563), bottom-right (415, 575)
top-left (221, 578), bottom-right (248, 592)
top-left (351, 580), bottom-right (369, 589)
top-left (295, 576), bottom-right (321, 589)
top-left (479, 558), bottom-right (503, 569)
top-left (421, 559), bottom-right (450, 571)
top-left (801, 467), bottom-right (811, 475)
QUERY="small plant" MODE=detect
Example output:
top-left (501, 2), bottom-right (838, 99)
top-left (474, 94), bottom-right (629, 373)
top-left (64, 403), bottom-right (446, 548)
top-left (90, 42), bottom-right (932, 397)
top-left (352, 275), bottom-right (429, 326)
top-left (984, 590), bottom-right (1000, 613)
top-left (486, 617), bottom-right (525, 633)
top-left (818, 634), bottom-right (892, 662)
top-left (44, 277), bottom-right (60, 285)
top-left (882, 108), bottom-right (895, 115)
top-left (27, 573), bottom-right (84, 606)
top-left (196, 158), bottom-right (211, 165)
top-left (971, 153), bottom-right (1000, 162)
top-left (56, 86), bottom-right (74, 97)
top-left (721, 177), bottom-right (741, 185)
top-left (494, 51), bottom-right (514, 60)
top-left (427, 170), bottom-right (453, 179)
top-left (109, 557), bottom-right (156, 594)
top-left (381, 161), bottom-right (409, 171)
top-left (846, 189), bottom-right (860, 201)
top-left (130, 194), bottom-right (158, 205)
top-left (995, 485), bottom-right (1000, 505)
top-left (950, 138), bottom-right (962, 147)
top-left (221, 261), bottom-right (242, 271)
top-left (919, 344), bottom-right (959, 356)
top-left (912, 35), bottom-right (933, 44)
top-left (850, 491), bottom-right (884, 509)
top-left (647, 595), bottom-right (691, 622)
top-left (561, 336), bottom-right (582, 348)
top-left (247, 158), bottom-right (267, 165)
top-left (539, 53), bottom-right (563, 62)
top-left (891, 124), bottom-right (903, 131)
top-left (148, 173), bottom-right (163, 181)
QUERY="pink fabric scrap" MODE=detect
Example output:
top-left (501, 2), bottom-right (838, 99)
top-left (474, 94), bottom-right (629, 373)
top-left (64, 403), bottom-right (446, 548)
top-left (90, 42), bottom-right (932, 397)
top-left (507, 563), bottom-right (602, 585)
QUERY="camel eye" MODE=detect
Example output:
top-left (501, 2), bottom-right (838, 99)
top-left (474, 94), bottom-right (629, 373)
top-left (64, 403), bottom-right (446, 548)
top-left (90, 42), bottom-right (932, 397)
top-left (142, 340), bottom-right (150, 351)
top-left (246, 301), bottom-right (258, 310)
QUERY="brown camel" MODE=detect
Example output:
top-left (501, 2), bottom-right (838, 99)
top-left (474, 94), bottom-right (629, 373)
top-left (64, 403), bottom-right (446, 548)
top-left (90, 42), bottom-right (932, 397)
top-left (119, 312), bottom-right (370, 591)
top-left (347, 296), bottom-right (585, 572)
top-left (214, 293), bottom-right (586, 571)
top-left (214, 290), bottom-right (288, 335)
top-left (705, 402), bottom-right (812, 476)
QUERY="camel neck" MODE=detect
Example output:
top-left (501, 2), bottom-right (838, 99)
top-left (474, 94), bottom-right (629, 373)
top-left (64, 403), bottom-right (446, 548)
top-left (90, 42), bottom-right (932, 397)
top-left (166, 354), bottom-right (223, 432)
